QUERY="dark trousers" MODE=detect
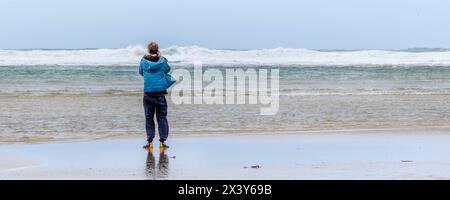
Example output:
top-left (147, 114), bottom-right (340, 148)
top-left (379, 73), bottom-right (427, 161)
top-left (143, 96), bottom-right (169, 142)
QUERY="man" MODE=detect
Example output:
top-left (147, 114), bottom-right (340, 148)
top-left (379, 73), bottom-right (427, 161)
top-left (139, 42), bottom-right (176, 151)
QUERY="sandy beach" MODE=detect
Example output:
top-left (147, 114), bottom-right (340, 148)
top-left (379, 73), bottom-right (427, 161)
top-left (1, 128), bottom-right (450, 180)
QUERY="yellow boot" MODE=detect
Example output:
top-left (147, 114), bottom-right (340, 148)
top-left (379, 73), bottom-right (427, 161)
top-left (159, 142), bottom-right (169, 152)
top-left (143, 142), bottom-right (153, 152)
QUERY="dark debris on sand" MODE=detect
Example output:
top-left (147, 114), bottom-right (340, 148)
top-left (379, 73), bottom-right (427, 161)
top-left (244, 165), bottom-right (261, 169)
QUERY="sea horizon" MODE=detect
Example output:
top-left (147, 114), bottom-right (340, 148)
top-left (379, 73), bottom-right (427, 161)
top-left (3, 45), bottom-right (450, 52)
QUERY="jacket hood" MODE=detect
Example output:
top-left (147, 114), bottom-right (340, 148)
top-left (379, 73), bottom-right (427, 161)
top-left (141, 56), bottom-right (167, 71)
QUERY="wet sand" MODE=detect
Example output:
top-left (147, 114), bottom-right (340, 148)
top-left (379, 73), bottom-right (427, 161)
top-left (1, 129), bottom-right (450, 180)
top-left (0, 152), bottom-right (40, 172)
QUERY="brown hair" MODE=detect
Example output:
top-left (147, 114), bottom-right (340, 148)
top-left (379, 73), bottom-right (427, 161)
top-left (147, 42), bottom-right (159, 54)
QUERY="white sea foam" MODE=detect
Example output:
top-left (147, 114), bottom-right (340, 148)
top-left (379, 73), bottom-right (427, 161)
top-left (1, 45), bottom-right (450, 66)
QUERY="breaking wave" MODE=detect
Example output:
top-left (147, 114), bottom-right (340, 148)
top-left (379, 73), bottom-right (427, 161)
top-left (2, 45), bottom-right (450, 66)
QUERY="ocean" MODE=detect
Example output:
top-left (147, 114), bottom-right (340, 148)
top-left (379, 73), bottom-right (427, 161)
top-left (1, 46), bottom-right (450, 142)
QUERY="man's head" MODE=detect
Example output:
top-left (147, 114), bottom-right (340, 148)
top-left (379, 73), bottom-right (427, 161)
top-left (147, 42), bottom-right (159, 55)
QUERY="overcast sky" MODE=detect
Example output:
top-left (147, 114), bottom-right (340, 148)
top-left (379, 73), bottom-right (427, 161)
top-left (1, 0), bottom-right (449, 49)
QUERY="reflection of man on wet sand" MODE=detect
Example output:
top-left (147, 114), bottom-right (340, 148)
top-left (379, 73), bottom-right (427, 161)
top-left (146, 151), bottom-right (169, 179)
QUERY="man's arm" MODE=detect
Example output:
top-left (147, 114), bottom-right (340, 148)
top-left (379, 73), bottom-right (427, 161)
top-left (163, 57), bottom-right (171, 73)
top-left (164, 63), bottom-right (171, 73)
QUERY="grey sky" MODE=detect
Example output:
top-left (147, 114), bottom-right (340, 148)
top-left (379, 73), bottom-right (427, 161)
top-left (1, 0), bottom-right (449, 49)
